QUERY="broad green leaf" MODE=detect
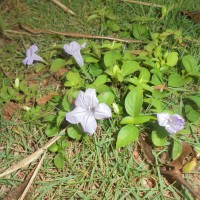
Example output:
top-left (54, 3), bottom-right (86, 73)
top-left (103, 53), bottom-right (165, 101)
top-left (45, 126), bottom-right (59, 137)
top-left (185, 104), bottom-right (200, 122)
top-left (54, 153), bottom-right (65, 169)
top-left (62, 95), bottom-right (71, 111)
top-left (107, 20), bottom-right (120, 32)
top-left (67, 125), bottom-right (82, 140)
top-left (65, 71), bottom-right (84, 87)
top-left (92, 75), bottom-right (108, 86)
top-left (168, 73), bottom-right (185, 87)
top-left (182, 55), bottom-right (198, 73)
top-left (132, 24), bottom-right (148, 40)
top-left (95, 84), bottom-right (111, 93)
top-left (48, 143), bottom-right (59, 153)
top-left (166, 52), bottom-right (178, 67)
top-left (121, 61), bottom-right (140, 77)
top-left (151, 125), bottom-right (168, 146)
top-left (104, 50), bottom-right (121, 67)
top-left (84, 56), bottom-right (99, 63)
top-left (116, 124), bottom-right (139, 149)
top-left (139, 67), bottom-right (150, 83)
top-left (125, 87), bottom-right (143, 117)
top-left (101, 42), bottom-right (123, 50)
top-left (121, 115), bottom-right (155, 124)
top-left (98, 91), bottom-right (115, 105)
top-left (89, 64), bottom-right (103, 77)
top-left (56, 111), bottom-right (66, 127)
top-left (186, 96), bottom-right (200, 108)
top-left (172, 140), bottom-right (182, 160)
top-left (50, 58), bottom-right (66, 72)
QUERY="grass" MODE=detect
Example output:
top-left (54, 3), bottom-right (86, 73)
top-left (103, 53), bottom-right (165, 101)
top-left (0, 0), bottom-right (200, 199)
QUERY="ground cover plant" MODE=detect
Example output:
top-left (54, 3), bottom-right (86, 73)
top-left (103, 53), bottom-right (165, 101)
top-left (0, 0), bottom-right (200, 199)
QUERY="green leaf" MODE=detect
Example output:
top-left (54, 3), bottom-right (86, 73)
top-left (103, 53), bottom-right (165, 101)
top-left (45, 126), bottom-right (59, 137)
top-left (48, 143), bottom-right (59, 153)
top-left (89, 64), bottom-right (103, 77)
top-left (116, 124), bottom-right (139, 149)
top-left (67, 125), bottom-right (82, 140)
top-left (107, 20), bottom-right (120, 32)
top-left (151, 125), bottom-right (168, 146)
top-left (104, 50), bottom-right (121, 67)
top-left (54, 153), bottom-right (65, 169)
top-left (65, 71), bottom-right (84, 87)
top-left (121, 61), bottom-right (140, 77)
top-left (166, 52), bottom-right (178, 67)
top-left (139, 67), bottom-right (150, 83)
top-left (132, 24), bottom-right (148, 40)
top-left (84, 56), bottom-right (99, 63)
top-left (101, 42), bottom-right (123, 50)
top-left (182, 55), bottom-right (198, 73)
top-left (50, 58), bottom-right (66, 72)
top-left (168, 73), bottom-right (185, 87)
top-left (185, 104), bottom-right (200, 122)
top-left (56, 111), bottom-right (66, 127)
top-left (125, 87), bottom-right (143, 117)
top-left (186, 96), bottom-right (200, 108)
top-left (62, 95), bottom-right (71, 111)
top-left (98, 91), bottom-right (115, 105)
top-left (172, 140), bottom-right (182, 160)
top-left (120, 115), bottom-right (155, 124)
top-left (92, 75), bottom-right (108, 86)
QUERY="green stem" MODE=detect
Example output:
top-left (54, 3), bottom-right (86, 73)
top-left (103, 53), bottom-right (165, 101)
top-left (80, 65), bottom-right (93, 81)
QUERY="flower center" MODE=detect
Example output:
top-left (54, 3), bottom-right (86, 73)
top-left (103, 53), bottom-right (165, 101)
top-left (88, 107), bottom-right (95, 113)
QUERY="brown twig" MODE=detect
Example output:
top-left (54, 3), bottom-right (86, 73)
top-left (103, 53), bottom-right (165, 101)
top-left (50, 0), bottom-right (76, 16)
top-left (122, 0), bottom-right (163, 8)
top-left (18, 24), bottom-right (144, 44)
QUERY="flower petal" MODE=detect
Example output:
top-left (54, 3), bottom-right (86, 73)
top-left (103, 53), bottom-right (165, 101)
top-left (72, 51), bottom-right (84, 67)
top-left (157, 113), bottom-right (170, 126)
top-left (64, 41), bottom-right (81, 55)
top-left (166, 114), bottom-right (185, 134)
top-left (75, 91), bottom-right (87, 108)
top-left (81, 42), bottom-right (86, 49)
top-left (30, 44), bottom-right (39, 53)
top-left (94, 103), bottom-right (112, 119)
top-left (80, 112), bottom-right (97, 135)
top-left (32, 54), bottom-right (43, 62)
top-left (66, 107), bottom-right (88, 124)
top-left (83, 88), bottom-right (99, 108)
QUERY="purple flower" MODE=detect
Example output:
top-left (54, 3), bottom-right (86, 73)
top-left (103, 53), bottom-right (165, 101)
top-left (23, 44), bottom-right (43, 66)
top-left (64, 41), bottom-right (86, 67)
top-left (157, 113), bottom-right (185, 135)
top-left (66, 88), bottom-right (112, 135)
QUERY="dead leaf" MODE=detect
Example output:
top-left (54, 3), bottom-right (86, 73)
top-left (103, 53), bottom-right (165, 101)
top-left (18, 151), bottom-right (46, 200)
top-left (160, 167), bottom-right (200, 199)
top-left (167, 142), bottom-right (193, 169)
top-left (36, 92), bottom-right (59, 105)
top-left (4, 152), bottom-right (46, 200)
top-left (2, 102), bottom-right (21, 121)
top-left (181, 10), bottom-right (200, 23)
top-left (53, 67), bottom-right (68, 79)
top-left (0, 131), bottom-right (65, 178)
top-left (139, 134), bottom-right (155, 164)
top-left (152, 83), bottom-right (168, 92)
top-left (3, 166), bottom-right (36, 200)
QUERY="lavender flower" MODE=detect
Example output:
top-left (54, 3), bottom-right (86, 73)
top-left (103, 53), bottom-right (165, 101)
top-left (23, 44), bottom-right (43, 66)
top-left (64, 41), bottom-right (86, 67)
top-left (157, 113), bottom-right (185, 135)
top-left (66, 88), bottom-right (112, 135)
